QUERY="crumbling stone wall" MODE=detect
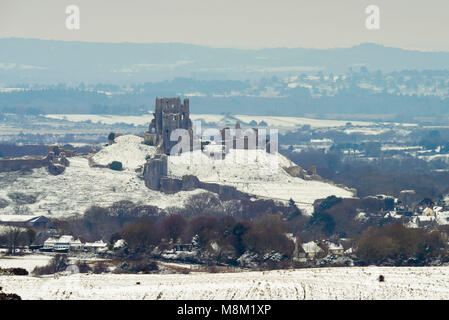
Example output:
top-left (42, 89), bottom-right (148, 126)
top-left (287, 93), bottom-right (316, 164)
top-left (0, 145), bottom-right (71, 175)
top-left (149, 172), bottom-right (250, 200)
top-left (0, 157), bottom-right (48, 172)
top-left (143, 154), bottom-right (168, 190)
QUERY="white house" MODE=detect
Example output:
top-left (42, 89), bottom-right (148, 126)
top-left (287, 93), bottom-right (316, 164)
top-left (42, 237), bottom-right (58, 251)
top-left (43, 235), bottom-right (84, 252)
top-left (84, 240), bottom-right (108, 253)
top-left (53, 235), bottom-right (74, 252)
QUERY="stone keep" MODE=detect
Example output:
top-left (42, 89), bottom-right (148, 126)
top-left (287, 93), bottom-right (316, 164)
top-left (145, 97), bottom-right (192, 154)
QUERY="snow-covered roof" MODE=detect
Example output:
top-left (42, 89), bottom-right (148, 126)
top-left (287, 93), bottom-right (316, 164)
top-left (422, 207), bottom-right (435, 216)
top-left (0, 215), bottom-right (43, 223)
top-left (436, 211), bottom-right (449, 225)
top-left (84, 240), bottom-right (107, 248)
top-left (384, 211), bottom-right (401, 219)
top-left (113, 239), bottom-right (126, 249)
top-left (44, 237), bottom-right (58, 244)
top-left (302, 241), bottom-right (323, 253)
top-left (355, 212), bottom-right (368, 222)
top-left (57, 235), bottom-right (74, 243)
top-left (418, 215), bottom-right (435, 222)
top-left (433, 206), bottom-right (444, 213)
top-left (70, 239), bottom-right (83, 245)
top-left (45, 235), bottom-right (83, 245)
top-left (326, 242), bottom-right (344, 251)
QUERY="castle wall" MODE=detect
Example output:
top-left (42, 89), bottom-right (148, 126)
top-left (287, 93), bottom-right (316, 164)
top-left (143, 154), bottom-right (168, 190)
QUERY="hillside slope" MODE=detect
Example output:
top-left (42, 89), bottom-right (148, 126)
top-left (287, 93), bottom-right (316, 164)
top-left (0, 135), bottom-right (353, 217)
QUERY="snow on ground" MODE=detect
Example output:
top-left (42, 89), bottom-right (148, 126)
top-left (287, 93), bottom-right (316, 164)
top-left (45, 113), bottom-right (374, 129)
top-left (0, 155), bottom-right (205, 218)
top-left (0, 254), bottom-right (52, 272)
top-left (168, 147), bottom-right (354, 214)
top-left (343, 128), bottom-right (390, 135)
top-left (2, 266), bottom-right (449, 299)
top-left (0, 254), bottom-right (111, 273)
top-left (91, 134), bottom-right (156, 170)
top-left (419, 154), bottom-right (449, 164)
top-left (45, 114), bottom-right (153, 126)
top-left (0, 135), bottom-right (352, 217)
top-left (233, 115), bottom-right (372, 128)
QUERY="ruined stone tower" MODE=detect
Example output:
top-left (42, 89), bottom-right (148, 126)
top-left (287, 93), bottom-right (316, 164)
top-left (144, 97), bottom-right (192, 154)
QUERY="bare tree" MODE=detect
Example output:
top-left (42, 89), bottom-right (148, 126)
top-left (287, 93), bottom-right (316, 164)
top-left (162, 214), bottom-right (186, 244)
top-left (3, 227), bottom-right (25, 254)
top-left (184, 193), bottom-right (221, 216)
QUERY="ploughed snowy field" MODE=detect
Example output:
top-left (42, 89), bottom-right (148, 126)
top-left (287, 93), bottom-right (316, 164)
top-left (1, 266), bottom-right (449, 300)
top-left (0, 134), bottom-right (353, 217)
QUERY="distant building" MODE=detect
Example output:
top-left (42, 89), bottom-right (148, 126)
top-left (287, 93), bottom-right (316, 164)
top-left (301, 241), bottom-right (324, 259)
top-left (42, 235), bottom-right (93, 253)
top-left (0, 215), bottom-right (49, 229)
top-left (84, 240), bottom-right (108, 253)
top-left (422, 207), bottom-right (435, 217)
top-left (325, 241), bottom-right (344, 255)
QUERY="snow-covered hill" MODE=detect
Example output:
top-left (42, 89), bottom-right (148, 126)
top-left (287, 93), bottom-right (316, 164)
top-left (2, 266), bottom-right (449, 300)
top-left (169, 146), bottom-right (354, 214)
top-left (0, 135), bottom-right (353, 217)
top-left (91, 135), bottom-right (157, 170)
top-left (0, 137), bottom-right (203, 217)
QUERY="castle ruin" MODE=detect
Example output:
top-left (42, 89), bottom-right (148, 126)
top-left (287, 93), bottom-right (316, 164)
top-left (144, 97), bottom-right (192, 155)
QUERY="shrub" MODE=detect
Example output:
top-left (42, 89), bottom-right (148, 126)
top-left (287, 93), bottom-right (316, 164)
top-left (93, 262), bottom-right (109, 274)
top-left (126, 259), bottom-right (159, 273)
top-left (108, 161), bottom-right (123, 171)
top-left (0, 292), bottom-right (21, 300)
top-left (356, 224), bottom-right (446, 265)
top-left (108, 132), bottom-right (116, 142)
top-left (0, 267), bottom-right (28, 276)
top-left (76, 261), bottom-right (92, 273)
top-left (206, 265), bottom-right (219, 273)
top-left (162, 214), bottom-right (187, 243)
top-left (307, 212), bottom-right (336, 237)
top-left (122, 219), bottom-right (162, 253)
top-left (32, 254), bottom-right (68, 275)
top-left (242, 215), bottom-right (294, 257)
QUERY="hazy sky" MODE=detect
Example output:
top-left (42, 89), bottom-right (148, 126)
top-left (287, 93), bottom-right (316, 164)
top-left (0, 0), bottom-right (447, 51)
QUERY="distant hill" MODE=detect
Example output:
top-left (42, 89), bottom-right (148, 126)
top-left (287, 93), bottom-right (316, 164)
top-left (1, 38), bottom-right (449, 84)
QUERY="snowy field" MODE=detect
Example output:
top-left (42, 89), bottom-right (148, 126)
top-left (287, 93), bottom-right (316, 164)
top-left (45, 113), bottom-right (374, 129)
top-left (1, 266), bottom-right (449, 300)
top-left (0, 254), bottom-right (52, 272)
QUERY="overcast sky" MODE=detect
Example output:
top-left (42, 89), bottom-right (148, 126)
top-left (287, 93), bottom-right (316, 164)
top-left (0, 0), bottom-right (447, 51)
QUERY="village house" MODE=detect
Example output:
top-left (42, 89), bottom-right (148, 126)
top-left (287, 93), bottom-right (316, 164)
top-left (301, 241), bottom-right (324, 259)
top-left (53, 235), bottom-right (77, 253)
top-left (42, 235), bottom-right (100, 253)
top-left (325, 241), bottom-right (344, 256)
top-left (422, 207), bottom-right (435, 217)
top-left (84, 240), bottom-right (108, 253)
